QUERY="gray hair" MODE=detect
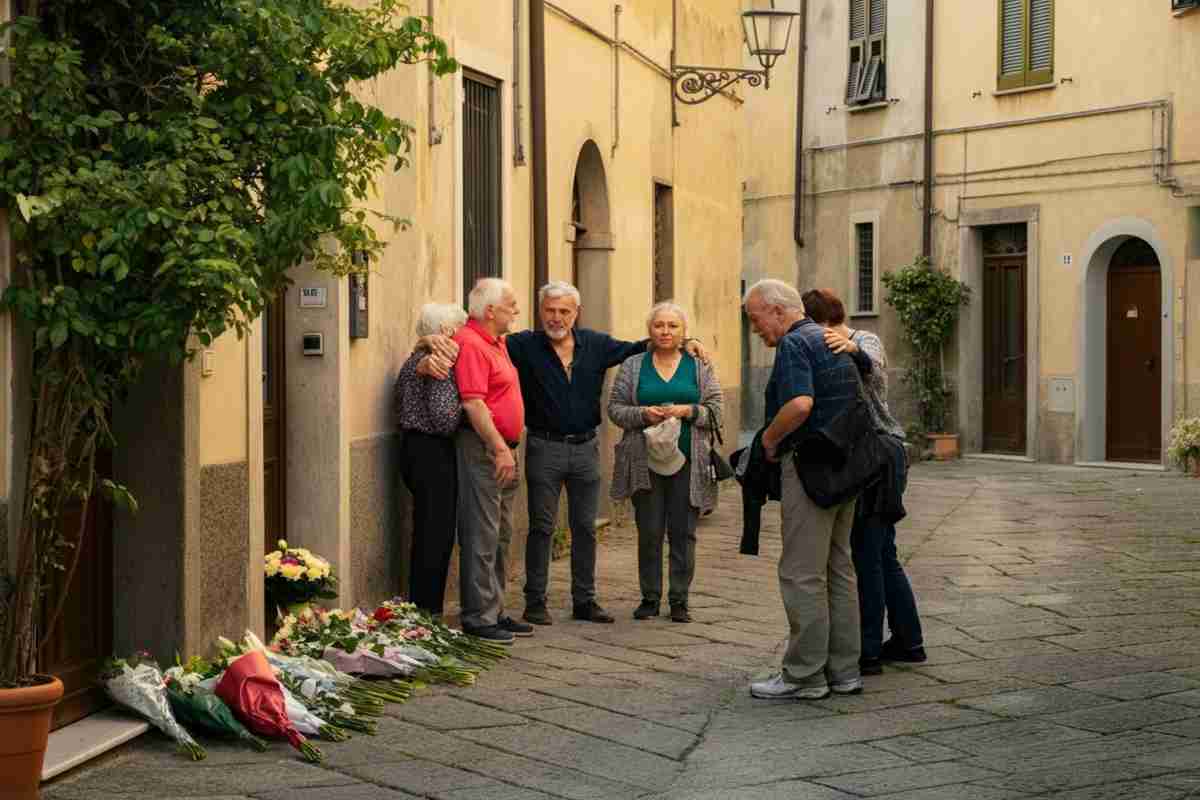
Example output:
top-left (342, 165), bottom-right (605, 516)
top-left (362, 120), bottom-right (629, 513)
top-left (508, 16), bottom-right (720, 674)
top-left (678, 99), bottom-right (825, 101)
top-left (467, 277), bottom-right (512, 320)
top-left (537, 280), bottom-right (581, 307)
top-left (646, 301), bottom-right (689, 334)
top-left (415, 302), bottom-right (467, 337)
top-left (743, 278), bottom-right (806, 313)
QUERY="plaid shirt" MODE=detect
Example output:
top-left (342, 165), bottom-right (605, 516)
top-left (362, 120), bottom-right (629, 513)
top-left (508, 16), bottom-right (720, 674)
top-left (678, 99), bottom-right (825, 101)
top-left (765, 319), bottom-right (859, 448)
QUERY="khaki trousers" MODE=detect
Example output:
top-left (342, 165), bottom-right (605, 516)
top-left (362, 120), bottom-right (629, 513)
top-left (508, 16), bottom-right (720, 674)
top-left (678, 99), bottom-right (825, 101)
top-left (778, 460), bottom-right (861, 687)
top-left (456, 428), bottom-right (518, 629)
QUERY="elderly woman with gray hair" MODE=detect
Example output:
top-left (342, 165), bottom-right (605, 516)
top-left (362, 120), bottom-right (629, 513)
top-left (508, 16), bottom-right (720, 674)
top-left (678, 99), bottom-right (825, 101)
top-left (609, 302), bottom-right (723, 623)
top-left (394, 302), bottom-right (469, 616)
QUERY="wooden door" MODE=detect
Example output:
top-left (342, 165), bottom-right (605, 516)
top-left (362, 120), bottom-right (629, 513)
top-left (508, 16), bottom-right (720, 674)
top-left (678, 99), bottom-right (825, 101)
top-left (983, 255), bottom-right (1027, 454)
top-left (40, 452), bottom-right (113, 730)
top-left (1106, 241), bottom-right (1162, 463)
top-left (263, 298), bottom-right (286, 549)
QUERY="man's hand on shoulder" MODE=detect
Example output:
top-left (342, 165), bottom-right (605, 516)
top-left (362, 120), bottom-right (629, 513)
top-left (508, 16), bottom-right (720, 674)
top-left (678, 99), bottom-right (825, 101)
top-left (683, 338), bottom-right (710, 364)
top-left (416, 354), bottom-right (452, 381)
top-left (417, 334), bottom-right (459, 363)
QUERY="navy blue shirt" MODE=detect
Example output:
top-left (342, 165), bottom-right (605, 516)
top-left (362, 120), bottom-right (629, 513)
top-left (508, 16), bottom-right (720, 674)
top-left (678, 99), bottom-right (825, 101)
top-left (765, 319), bottom-right (859, 448)
top-left (505, 328), bottom-right (647, 435)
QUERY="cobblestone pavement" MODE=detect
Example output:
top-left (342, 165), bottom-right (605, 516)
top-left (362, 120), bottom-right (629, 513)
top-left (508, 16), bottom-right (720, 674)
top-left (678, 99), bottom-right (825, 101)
top-left (44, 459), bottom-right (1200, 800)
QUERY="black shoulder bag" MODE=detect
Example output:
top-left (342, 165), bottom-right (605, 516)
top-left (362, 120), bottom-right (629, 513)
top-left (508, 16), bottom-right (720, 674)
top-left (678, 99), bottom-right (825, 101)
top-left (707, 417), bottom-right (736, 482)
top-left (790, 368), bottom-right (886, 508)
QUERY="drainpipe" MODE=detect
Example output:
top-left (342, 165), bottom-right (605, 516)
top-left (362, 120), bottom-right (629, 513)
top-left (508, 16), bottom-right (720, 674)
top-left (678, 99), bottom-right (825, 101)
top-left (513, 0), bottom-right (526, 164)
top-left (530, 0), bottom-right (549, 318)
top-left (792, 0), bottom-right (807, 247)
top-left (612, 4), bottom-right (621, 159)
top-left (427, 0), bottom-right (441, 145)
top-left (922, 0), bottom-right (934, 260)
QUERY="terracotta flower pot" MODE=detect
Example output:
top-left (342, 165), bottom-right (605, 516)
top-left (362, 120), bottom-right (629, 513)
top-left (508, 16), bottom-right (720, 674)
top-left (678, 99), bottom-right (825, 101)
top-left (926, 433), bottom-right (960, 461)
top-left (0, 675), bottom-right (64, 800)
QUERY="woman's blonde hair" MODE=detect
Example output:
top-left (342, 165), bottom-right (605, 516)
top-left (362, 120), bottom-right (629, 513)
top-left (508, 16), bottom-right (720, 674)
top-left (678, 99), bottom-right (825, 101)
top-left (646, 301), bottom-right (689, 336)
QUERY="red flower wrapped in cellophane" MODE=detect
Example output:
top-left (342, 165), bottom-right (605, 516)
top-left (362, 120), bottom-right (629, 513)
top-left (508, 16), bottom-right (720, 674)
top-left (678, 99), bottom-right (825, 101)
top-left (215, 650), bottom-right (322, 763)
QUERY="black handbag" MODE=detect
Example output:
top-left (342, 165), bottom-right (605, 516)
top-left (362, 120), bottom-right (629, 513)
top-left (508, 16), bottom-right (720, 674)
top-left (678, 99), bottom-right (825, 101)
top-left (790, 371), bottom-right (887, 508)
top-left (708, 417), bottom-right (736, 482)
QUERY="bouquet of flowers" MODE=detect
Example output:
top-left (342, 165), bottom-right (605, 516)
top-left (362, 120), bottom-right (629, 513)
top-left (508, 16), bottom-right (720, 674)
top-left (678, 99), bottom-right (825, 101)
top-left (164, 657), bottom-right (267, 752)
top-left (264, 539), bottom-right (338, 611)
top-left (215, 650), bottom-right (323, 763)
top-left (101, 652), bottom-right (206, 761)
top-left (1168, 417), bottom-right (1200, 470)
top-left (371, 599), bottom-right (511, 669)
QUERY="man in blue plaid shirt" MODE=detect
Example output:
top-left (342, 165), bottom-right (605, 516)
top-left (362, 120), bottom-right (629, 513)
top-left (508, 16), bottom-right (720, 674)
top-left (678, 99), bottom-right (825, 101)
top-left (742, 279), bottom-right (862, 700)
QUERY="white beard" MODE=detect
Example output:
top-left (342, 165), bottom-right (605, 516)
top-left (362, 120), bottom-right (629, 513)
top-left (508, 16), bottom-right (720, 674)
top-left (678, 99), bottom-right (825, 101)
top-left (545, 326), bottom-right (570, 341)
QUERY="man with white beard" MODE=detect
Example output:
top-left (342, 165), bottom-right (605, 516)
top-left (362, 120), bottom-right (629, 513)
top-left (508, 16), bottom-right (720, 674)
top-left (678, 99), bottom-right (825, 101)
top-left (505, 281), bottom-right (705, 626)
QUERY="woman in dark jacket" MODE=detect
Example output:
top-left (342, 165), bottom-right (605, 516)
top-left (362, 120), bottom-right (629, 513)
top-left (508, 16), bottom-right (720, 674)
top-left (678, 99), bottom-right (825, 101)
top-left (802, 288), bottom-right (925, 675)
top-left (394, 303), bottom-right (467, 616)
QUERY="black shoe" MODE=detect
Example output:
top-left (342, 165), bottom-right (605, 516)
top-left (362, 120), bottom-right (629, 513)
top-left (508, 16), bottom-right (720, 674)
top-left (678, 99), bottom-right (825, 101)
top-left (572, 601), bottom-right (615, 623)
top-left (880, 639), bottom-right (927, 663)
top-left (499, 616), bottom-right (534, 637)
top-left (859, 657), bottom-right (883, 676)
top-left (523, 604), bottom-right (553, 626)
top-left (462, 624), bottom-right (515, 645)
top-left (670, 604), bottom-right (692, 623)
top-left (633, 601), bottom-right (660, 620)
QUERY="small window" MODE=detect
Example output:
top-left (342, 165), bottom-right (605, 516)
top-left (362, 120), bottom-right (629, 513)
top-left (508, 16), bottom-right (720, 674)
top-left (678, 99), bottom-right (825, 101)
top-left (998, 0), bottom-right (1054, 90)
top-left (847, 0), bottom-right (886, 105)
top-left (855, 222), bottom-right (875, 314)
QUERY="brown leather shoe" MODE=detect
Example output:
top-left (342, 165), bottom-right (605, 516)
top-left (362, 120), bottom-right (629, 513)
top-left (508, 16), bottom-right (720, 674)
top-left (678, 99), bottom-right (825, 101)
top-left (669, 604), bottom-right (692, 623)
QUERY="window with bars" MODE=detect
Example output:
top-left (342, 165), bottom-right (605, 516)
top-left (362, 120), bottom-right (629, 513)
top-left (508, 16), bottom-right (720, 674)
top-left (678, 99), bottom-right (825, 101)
top-left (847, 0), bottom-right (886, 105)
top-left (462, 71), bottom-right (502, 306)
top-left (998, 0), bottom-right (1054, 90)
top-left (855, 222), bottom-right (875, 314)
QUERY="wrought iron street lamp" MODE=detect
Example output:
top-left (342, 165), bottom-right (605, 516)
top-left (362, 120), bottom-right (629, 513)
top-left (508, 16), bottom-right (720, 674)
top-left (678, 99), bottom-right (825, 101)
top-left (671, 1), bottom-right (799, 106)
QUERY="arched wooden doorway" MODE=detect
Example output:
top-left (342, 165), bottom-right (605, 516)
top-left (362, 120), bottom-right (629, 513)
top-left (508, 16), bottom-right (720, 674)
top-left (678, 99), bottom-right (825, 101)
top-left (570, 141), bottom-right (612, 331)
top-left (1106, 237), bottom-right (1162, 462)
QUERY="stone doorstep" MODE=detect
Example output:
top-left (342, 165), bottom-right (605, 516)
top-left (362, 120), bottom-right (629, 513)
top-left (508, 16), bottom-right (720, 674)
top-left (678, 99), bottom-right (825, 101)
top-left (41, 711), bottom-right (148, 782)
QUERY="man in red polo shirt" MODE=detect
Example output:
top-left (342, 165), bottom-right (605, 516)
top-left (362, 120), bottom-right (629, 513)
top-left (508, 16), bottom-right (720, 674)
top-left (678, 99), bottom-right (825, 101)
top-left (454, 277), bottom-right (530, 644)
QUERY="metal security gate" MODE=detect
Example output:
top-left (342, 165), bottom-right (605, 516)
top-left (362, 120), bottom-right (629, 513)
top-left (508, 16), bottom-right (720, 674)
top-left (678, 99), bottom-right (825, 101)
top-left (462, 71), bottom-right (502, 305)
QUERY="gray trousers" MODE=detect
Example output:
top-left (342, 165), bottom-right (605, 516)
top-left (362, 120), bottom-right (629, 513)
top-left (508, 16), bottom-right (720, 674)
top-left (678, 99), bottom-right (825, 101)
top-left (779, 460), bottom-right (860, 687)
top-left (632, 462), bottom-right (698, 607)
top-left (523, 434), bottom-right (602, 607)
top-left (456, 428), bottom-right (518, 629)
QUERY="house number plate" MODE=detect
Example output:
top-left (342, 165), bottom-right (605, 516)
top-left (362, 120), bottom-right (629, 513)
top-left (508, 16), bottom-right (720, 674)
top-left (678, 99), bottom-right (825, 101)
top-left (300, 287), bottom-right (328, 308)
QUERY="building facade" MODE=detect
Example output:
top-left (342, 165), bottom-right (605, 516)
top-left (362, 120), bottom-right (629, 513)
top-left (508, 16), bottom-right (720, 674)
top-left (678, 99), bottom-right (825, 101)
top-left (1, 0), bottom-right (749, 730)
top-left (744, 0), bottom-right (1200, 467)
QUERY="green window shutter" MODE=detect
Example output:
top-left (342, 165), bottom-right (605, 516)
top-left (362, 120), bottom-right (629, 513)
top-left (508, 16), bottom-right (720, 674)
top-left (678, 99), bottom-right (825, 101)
top-left (847, 0), bottom-right (868, 103)
top-left (998, 0), bottom-right (1026, 89)
top-left (1027, 0), bottom-right (1054, 85)
top-left (869, 0), bottom-right (886, 36)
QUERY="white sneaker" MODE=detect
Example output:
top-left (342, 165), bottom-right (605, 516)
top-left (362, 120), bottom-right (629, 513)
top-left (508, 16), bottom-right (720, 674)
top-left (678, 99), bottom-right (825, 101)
top-left (750, 673), bottom-right (830, 700)
top-left (831, 677), bottom-right (864, 695)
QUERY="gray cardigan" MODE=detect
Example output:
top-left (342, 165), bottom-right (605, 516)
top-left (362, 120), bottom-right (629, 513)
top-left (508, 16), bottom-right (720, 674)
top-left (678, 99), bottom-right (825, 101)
top-left (607, 353), bottom-right (724, 513)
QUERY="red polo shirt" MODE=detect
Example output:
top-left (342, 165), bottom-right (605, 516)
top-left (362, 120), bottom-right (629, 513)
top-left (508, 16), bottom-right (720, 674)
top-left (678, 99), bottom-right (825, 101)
top-left (454, 319), bottom-right (525, 445)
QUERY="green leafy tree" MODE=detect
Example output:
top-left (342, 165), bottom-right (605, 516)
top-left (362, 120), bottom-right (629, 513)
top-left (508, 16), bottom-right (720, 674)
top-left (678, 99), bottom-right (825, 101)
top-left (0, 0), bottom-right (455, 683)
top-left (881, 257), bottom-right (971, 436)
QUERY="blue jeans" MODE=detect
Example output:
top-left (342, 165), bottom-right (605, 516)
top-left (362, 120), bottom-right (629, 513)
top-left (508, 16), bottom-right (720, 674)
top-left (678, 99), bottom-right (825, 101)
top-left (852, 512), bottom-right (923, 660)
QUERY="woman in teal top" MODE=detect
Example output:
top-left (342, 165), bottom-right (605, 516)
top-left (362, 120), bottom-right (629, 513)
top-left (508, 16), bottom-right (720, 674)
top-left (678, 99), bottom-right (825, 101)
top-left (608, 302), bottom-right (724, 624)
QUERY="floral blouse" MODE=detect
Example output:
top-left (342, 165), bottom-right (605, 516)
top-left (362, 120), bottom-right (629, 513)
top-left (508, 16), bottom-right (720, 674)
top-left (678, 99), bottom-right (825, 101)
top-left (394, 350), bottom-right (461, 437)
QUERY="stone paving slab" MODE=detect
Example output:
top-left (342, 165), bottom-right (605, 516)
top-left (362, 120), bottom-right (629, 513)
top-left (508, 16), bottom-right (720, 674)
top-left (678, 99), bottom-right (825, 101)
top-left (45, 460), bottom-right (1200, 799)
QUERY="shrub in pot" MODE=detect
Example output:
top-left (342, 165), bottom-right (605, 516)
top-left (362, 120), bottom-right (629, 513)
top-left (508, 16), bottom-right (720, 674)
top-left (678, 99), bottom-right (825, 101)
top-left (881, 258), bottom-right (971, 459)
top-left (1168, 417), bottom-right (1200, 476)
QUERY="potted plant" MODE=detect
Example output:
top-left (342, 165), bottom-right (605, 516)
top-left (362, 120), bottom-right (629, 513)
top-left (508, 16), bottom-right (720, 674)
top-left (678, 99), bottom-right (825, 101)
top-left (1168, 417), bottom-right (1200, 477)
top-left (264, 540), bottom-right (339, 619)
top-left (881, 257), bottom-right (972, 460)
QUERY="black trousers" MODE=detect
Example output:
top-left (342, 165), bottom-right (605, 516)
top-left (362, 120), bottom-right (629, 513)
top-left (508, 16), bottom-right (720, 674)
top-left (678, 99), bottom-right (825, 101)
top-left (399, 430), bottom-right (458, 616)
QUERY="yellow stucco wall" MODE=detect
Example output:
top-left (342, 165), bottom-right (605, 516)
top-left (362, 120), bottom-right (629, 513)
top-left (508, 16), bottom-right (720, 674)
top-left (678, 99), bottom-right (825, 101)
top-left (198, 328), bottom-right (250, 466)
top-left (745, 0), bottom-right (1200, 458)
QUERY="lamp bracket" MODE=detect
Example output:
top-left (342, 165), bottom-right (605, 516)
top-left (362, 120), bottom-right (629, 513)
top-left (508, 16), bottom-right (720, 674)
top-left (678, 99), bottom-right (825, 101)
top-left (672, 64), bottom-right (767, 105)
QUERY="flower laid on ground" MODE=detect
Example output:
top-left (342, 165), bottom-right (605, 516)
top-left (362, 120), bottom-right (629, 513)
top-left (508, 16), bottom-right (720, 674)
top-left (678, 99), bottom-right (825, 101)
top-left (215, 650), bottom-right (322, 763)
top-left (1168, 417), bottom-right (1200, 469)
top-left (164, 657), bottom-right (267, 752)
top-left (101, 652), bottom-right (206, 761)
top-left (372, 599), bottom-right (511, 669)
top-left (264, 539), bottom-right (339, 610)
